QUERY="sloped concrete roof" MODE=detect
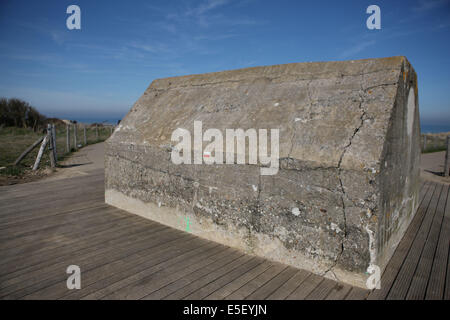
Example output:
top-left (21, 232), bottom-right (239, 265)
top-left (110, 56), bottom-right (410, 171)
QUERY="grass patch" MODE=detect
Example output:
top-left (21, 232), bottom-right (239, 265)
top-left (421, 133), bottom-right (449, 154)
top-left (422, 146), bottom-right (447, 154)
top-left (0, 125), bottom-right (112, 178)
top-left (1, 165), bottom-right (24, 176)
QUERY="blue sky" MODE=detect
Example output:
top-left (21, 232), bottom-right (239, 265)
top-left (0, 0), bottom-right (449, 125)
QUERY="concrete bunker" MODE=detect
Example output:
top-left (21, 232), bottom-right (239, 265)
top-left (105, 56), bottom-right (420, 288)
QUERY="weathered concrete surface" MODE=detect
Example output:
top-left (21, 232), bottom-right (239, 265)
top-left (105, 56), bottom-right (420, 288)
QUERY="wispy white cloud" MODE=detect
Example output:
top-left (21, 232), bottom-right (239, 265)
top-left (12, 20), bottom-right (68, 45)
top-left (432, 13), bottom-right (450, 29)
top-left (193, 33), bottom-right (237, 41)
top-left (128, 42), bottom-right (169, 53)
top-left (161, 23), bottom-right (177, 34)
top-left (164, 0), bottom-right (261, 28)
top-left (50, 30), bottom-right (66, 45)
top-left (412, 0), bottom-right (450, 12)
top-left (339, 40), bottom-right (376, 59)
top-left (120, 0), bottom-right (261, 63)
top-left (186, 0), bottom-right (230, 17)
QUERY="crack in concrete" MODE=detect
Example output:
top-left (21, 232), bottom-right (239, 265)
top-left (321, 79), bottom-right (368, 280)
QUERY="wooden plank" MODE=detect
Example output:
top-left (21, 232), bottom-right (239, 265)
top-left (407, 184), bottom-right (449, 299)
top-left (60, 236), bottom-right (208, 300)
top-left (0, 171), bottom-right (104, 196)
top-left (223, 264), bottom-right (286, 300)
top-left (286, 273), bottom-right (323, 300)
top-left (0, 186), bottom-right (104, 215)
top-left (444, 188), bottom-right (450, 301)
top-left (0, 214), bottom-right (138, 271)
top-left (0, 203), bottom-right (126, 248)
top-left (266, 269), bottom-right (311, 300)
top-left (109, 250), bottom-right (249, 300)
top-left (244, 266), bottom-right (298, 300)
top-left (1, 219), bottom-right (168, 284)
top-left (0, 207), bottom-right (135, 255)
top-left (305, 278), bottom-right (339, 300)
top-left (418, 181), bottom-right (430, 203)
top-left (0, 206), bottom-right (126, 253)
top-left (0, 177), bottom-right (104, 199)
top-left (0, 200), bottom-right (107, 245)
top-left (0, 202), bottom-right (113, 239)
top-left (0, 212), bottom-right (121, 255)
top-left (0, 212), bottom-right (162, 272)
top-left (0, 178), bottom-right (104, 209)
top-left (345, 286), bottom-right (369, 300)
top-left (425, 183), bottom-right (450, 299)
top-left (140, 248), bottom-right (244, 300)
top-left (204, 261), bottom-right (273, 300)
top-left (445, 246), bottom-right (450, 300)
top-left (0, 201), bottom-right (108, 231)
top-left (83, 242), bottom-right (220, 300)
top-left (386, 183), bottom-right (444, 299)
top-left (179, 257), bottom-right (263, 300)
top-left (161, 255), bottom-right (259, 300)
top-left (0, 172), bottom-right (104, 195)
top-left (0, 192), bottom-right (105, 220)
top-left (32, 233), bottom-right (194, 299)
top-left (368, 182), bottom-right (437, 300)
top-left (1, 224), bottom-right (176, 299)
top-left (22, 232), bottom-right (196, 299)
top-left (0, 193), bottom-right (105, 226)
top-left (0, 217), bottom-right (160, 280)
top-left (325, 283), bottom-right (353, 300)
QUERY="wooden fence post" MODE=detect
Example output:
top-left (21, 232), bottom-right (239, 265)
top-left (444, 135), bottom-right (450, 177)
top-left (32, 135), bottom-right (50, 170)
top-left (74, 124), bottom-right (78, 150)
top-left (51, 124), bottom-right (57, 161)
top-left (66, 124), bottom-right (70, 153)
top-left (96, 124), bottom-right (99, 142)
top-left (423, 135), bottom-right (427, 152)
top-left (84, 125), bottom-right (87, 145)
top-left (14, 136), bottom-right (45, 166)
top-left (47, 124), bottom-right (56, 168)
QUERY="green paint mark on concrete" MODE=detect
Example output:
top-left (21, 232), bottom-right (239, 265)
top-left (184, 216), bottom-right (191, 232)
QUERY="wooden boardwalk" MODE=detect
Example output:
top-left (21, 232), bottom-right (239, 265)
top-left (0, 167), bottom-right (448, 299)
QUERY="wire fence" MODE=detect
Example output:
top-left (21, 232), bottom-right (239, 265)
top-left (0, 123), bottom-right (115, 176)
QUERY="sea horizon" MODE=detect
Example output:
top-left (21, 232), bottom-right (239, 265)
top-left (421, 124), bottom-right (450, 134)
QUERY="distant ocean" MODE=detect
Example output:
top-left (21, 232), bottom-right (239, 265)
top-left (71, 118), bottom-right (121, 125)
top-left (69, 118), bottom-right (450, 133)
top-left (421, 124), bottom-right (450, 134)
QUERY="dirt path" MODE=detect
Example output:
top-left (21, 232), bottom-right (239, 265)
top-left (44, 142), bottom-right (105, 181)
top-left (420, 151), bottom-right (450, 184)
